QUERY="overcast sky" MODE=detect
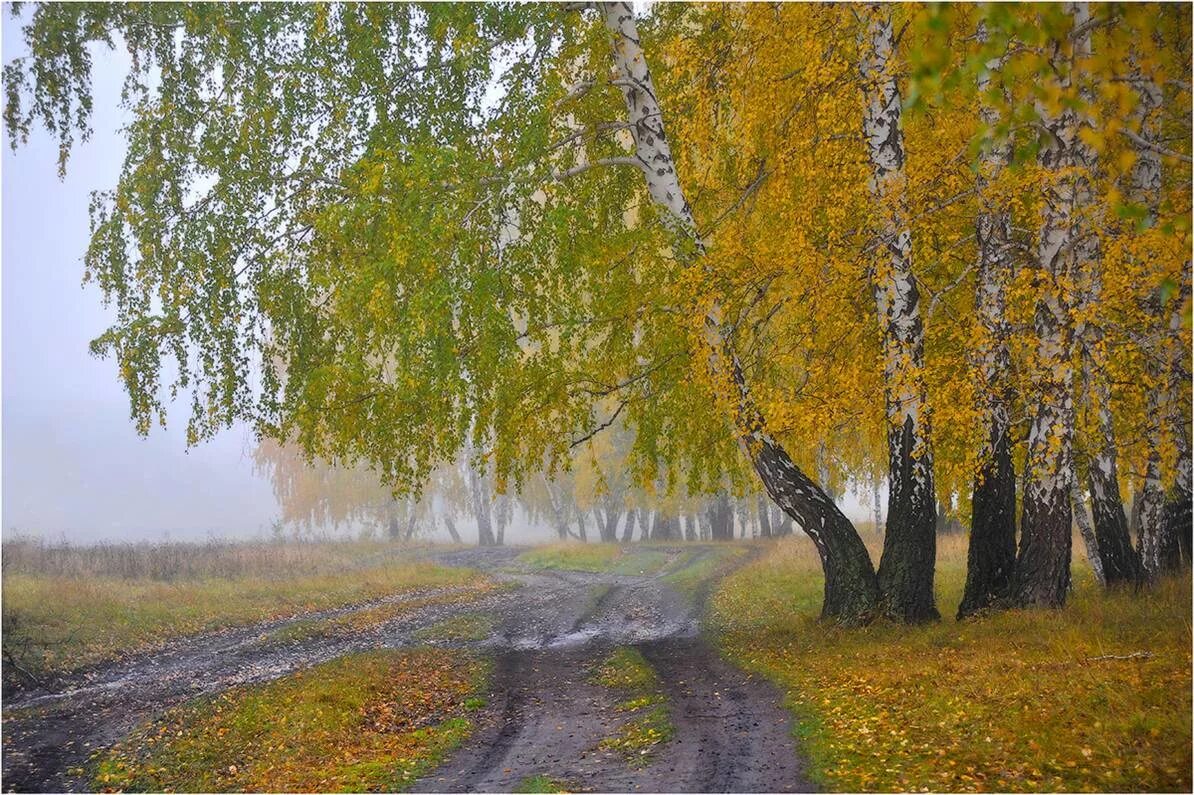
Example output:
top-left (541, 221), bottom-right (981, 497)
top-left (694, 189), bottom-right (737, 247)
top-left (2, 19), bottom-right (279, 542)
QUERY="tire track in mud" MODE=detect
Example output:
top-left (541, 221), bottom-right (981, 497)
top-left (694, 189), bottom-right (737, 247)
top-left (2, 548), bottom-right (524, 793)
top-left (2, 544), bottom-right (811, 793)
top-left (411, 638), bottom-right (810, 794)
top-left (413, 545), bottom-right (811, 793)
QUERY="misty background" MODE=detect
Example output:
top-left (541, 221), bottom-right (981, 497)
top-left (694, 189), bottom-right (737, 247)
top-left (2, 20), bottom-right (279, 542)
top-left (0, 15), bottom-right (873, 544)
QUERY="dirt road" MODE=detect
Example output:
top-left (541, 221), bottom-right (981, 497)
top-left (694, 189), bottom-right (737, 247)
top-left (2, 545), bottom-right (810, 792)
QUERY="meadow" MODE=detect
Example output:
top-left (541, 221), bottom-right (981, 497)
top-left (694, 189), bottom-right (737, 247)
top-left (710, 533), bottom-right (1194, 792)
top-left (1, 537), bottom-right (485, 681)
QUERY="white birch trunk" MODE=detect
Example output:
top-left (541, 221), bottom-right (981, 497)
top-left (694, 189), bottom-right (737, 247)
top-left (859, 4), bottom-right (938, 621)
top-left (1014, 3), bottom-right (1090, 606)
top-left (973, 25), bottom-right (1015, 466)
top-left (1128, 61), bottom-right (1171, 575)
top-left (872, 474), bottom-right (883, 534)
top-left (1065, 22), bottom-right (1144, 586)
top-left (599, 1), bottom-right (880, 619)
top-left (1148, 287), bottom-right (1193, 571)
top-left (959, 20), bottom-right (1020, 618)
top-left (817, 443), bottom-right (834, 501)
top-left (468, 459), bottom-right (495, 547)
top-left (1071, 483), bottom-right (1106, 586)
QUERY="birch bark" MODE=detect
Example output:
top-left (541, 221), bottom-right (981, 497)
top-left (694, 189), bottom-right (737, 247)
top-left (599, 1), bottom-right (880, 621)
top-left (1012, 3), bottom-right (1090, 607)
top-left (1157, 288), bottom-right (1192, 570)
top-left (859, 4), bottom-right (938, 622)
top-left (959, 23), bottom-right (1018, 618)
top-left (442, 514), bottom-right (463, 544)
top-left (1072, 483), bottom-right (1107, 586)
top-left (620, 508), bottom-right (637, 543)
top-left (1068, 27), bottom-right (1144, 585)
top-left (468, 462), bottom-right (496, 547)
top-left (541, 473), bottom-right (571, 540)
top-left (1129, 62), bottom-right (1189, 575)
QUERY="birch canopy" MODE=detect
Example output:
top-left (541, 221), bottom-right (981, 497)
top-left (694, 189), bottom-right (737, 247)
top-left (5, 2), bottom-right (1191, 620)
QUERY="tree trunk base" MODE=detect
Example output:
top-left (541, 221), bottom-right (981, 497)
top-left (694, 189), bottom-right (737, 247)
top-left (958, 431), bottom-right (1017, 619)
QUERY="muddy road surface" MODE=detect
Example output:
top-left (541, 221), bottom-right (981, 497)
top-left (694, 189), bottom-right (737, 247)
top-left (3, 545), bottom-right (810, 792)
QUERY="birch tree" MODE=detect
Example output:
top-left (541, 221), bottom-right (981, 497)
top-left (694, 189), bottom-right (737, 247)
top-left (958, 22), bottom-right (1018, 618)
top-left (1010, 3), bottom-right (1095, 608)
top-left (1128, 32), bottom-right (1193, 576)
top-left (595, 1), bottom-right (879, 620)
top-left (6, 2), bottom-right (1190, 626)
top-left (858, 3), bottom-right (939, 622)
top-left (1068, 12), bottom-right (1145, 587)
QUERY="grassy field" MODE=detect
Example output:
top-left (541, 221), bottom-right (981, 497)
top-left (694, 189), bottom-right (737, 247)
top-left (662, 546), bottom-right (748, 597)
top-left (710, 534), bottom-right (1193, 792)
top-left (513, 773), bottom-right (570, 793)
top-left (515, 542), bottom-right (674, 575)
top-left (515, 541), bottom-right (742, 582)
top-left (93, 648), bottom-right (489, 792)
top-left (2, 538), bottom-right (487, 679)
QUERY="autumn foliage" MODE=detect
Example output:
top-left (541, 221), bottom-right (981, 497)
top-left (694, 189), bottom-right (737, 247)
top-left (2, 3), bottom-right (1190, 619)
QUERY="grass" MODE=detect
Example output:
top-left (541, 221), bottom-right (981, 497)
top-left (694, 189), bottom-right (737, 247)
top-left (256, 589), bottom-right (498, 650)
top-left (3, 541), bottom-right (490, 678)
top-left (515, 541), bottom-right (740, 580)
top-left (2, 536), bottom-right (422, 581)
top-left (93, 648), bottom-right (489, 792)
top-left (662, 545), bottom-right (748, 598)
top-left (515, 542), bottom-right (681, 576)
top-left (412, 612), bottom-right (496, 643)
top-left (710, 533), bottom-right (1193, 792)
top-left (261, 618), bottom-right (329, 646)
top-left (515, 543), bottom-right (625, 573)
top-left (514, 773), bottom-right (571, 793)
top-left (592, 647), bottom-right (675, 764)
top-left (593, 646), bottom-right (659, 690)
top-left (610, 550), bottom-right (671, 576)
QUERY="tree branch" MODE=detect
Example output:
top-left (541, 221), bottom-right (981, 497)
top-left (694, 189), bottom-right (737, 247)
top-left (552, 156), bottom-right (647, 181)
top-left (569, 399), bottom-right (628, 449)
top-left (1119, 127), bottom-right (1193, 164)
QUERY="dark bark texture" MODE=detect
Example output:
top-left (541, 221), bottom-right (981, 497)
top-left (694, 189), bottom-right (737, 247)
top-left (1014, 469), bottom-right (1073, 608)
top-left (1161, 486), bottom-right (1191, 570)
top-left (876, 416), bottom-right (940, 622)
top-left (860, 6), bottom-right (939, 623)
top-left (750, 437), bottom-right (880, 622)
top-left (958, 424), bottom-right (1017, 617)
top-left (1087, 463), bottom-right (1144, 585)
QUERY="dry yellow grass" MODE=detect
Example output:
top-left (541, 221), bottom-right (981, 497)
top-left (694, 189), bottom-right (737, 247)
top-left (711, 534), bottom-right (1193, 792)
top-left (2, 541), bottom-right (487, 677)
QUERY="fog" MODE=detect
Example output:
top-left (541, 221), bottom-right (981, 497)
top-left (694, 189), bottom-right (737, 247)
top-left (0, 23), bottom-right (277, 542)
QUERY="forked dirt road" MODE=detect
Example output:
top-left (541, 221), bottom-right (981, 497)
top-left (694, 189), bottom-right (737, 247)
top-left (2, 545), bottom-right (811, 793)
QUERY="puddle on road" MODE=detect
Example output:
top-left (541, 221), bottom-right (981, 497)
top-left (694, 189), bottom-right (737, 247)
top-left (546, 627), bottom-right (602, 648)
